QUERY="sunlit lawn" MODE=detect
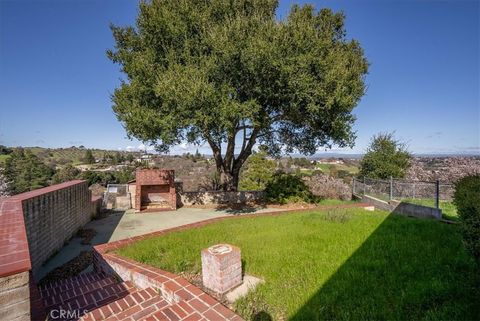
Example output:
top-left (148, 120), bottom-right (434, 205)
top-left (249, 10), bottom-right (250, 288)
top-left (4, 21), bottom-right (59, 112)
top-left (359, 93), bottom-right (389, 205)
top-left (117, 208), bottom-right (478, 320)
top-left (0, 154), bottom-right (10, 165)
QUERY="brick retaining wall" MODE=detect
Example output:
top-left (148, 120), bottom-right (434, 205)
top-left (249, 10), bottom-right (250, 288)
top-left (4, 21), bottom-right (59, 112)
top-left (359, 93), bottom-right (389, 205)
top-left (0, 180), bottom-right (97, 319)
top-left (19, 180), bottom-right (93, 277)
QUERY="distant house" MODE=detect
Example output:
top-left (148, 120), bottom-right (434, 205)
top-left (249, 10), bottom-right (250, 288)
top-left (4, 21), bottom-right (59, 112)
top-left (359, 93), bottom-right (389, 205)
top-left (135, 154), bottom-right (153, 162)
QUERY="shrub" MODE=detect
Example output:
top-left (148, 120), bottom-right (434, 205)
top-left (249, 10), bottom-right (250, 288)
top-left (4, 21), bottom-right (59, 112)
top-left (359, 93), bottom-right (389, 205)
top-left (453, 175), bottom-right (480, 261)
top-left (303, 174), bottom-right (352, 200)
top-left (239, 152), bottom-right (276, 191)
top-left (359, 132), bottom-right (411, 179)
top-left (265, 173), bottom-right (316, 204)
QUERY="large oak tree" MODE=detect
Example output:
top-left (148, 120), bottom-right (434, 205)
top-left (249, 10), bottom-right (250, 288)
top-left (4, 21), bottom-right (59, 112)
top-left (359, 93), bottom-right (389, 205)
top-left (108, 0), bottom-right (368, 190)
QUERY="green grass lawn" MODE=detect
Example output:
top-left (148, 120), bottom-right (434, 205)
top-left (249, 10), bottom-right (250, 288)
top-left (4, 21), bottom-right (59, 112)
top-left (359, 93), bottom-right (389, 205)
top-left (0, 154), bottom-right (11, 165)
top-left (316, 163), bottom-right (359, 175)
top-left (116, 208), bottom-right (479, 321)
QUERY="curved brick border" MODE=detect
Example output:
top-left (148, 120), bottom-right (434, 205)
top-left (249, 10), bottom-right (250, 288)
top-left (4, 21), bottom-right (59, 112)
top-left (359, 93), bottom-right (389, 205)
top-left (95, 202), bottom-right (369, 254)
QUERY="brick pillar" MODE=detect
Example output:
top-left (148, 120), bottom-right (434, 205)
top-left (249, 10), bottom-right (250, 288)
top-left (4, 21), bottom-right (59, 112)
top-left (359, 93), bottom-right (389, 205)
top-left (201, 244), bottom-right (242, 294)
top-left (135, 185), bottom-right (141, 212)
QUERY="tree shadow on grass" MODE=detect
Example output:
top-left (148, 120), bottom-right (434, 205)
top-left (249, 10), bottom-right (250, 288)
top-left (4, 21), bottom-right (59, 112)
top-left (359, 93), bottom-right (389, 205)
top-left (290, 214), bottom-right (480, 321)
top-left (212, 202), bottom-right (267, 215)
top-left (253, 311), bottom-right (273, 321)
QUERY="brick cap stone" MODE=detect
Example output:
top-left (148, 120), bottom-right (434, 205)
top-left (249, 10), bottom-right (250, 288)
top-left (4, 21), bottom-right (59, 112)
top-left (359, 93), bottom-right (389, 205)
top-left (202, 243), bottom-right (241, 258)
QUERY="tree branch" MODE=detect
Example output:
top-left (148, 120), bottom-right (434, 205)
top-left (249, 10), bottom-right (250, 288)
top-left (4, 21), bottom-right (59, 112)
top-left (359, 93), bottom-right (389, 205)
top-left (233, 127), bottom-right (260, 172)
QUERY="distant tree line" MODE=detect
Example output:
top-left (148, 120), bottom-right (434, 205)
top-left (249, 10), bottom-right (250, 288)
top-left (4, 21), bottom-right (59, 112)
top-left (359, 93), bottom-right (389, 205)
top-left (0, 145), bottom-right (13, 155)
top-left (2, 149), bottom-right (55, 194)
top-left (0, 148), bottom-right (137, 195)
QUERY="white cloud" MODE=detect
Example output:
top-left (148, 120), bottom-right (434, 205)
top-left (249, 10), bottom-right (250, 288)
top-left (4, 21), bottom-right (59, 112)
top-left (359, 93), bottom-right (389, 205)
top-left (137, 143), bottom-right (155, 151)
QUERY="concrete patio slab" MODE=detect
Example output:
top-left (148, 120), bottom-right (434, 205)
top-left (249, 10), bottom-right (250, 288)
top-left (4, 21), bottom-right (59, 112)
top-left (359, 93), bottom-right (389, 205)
top-left (226, 274), bottom-right (265, 303)
top-left (36, 206), bottom-right (283, 281)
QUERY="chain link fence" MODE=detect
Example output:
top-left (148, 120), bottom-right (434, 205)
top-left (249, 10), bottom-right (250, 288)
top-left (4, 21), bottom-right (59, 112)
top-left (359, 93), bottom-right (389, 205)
top-left (353, 177), bottom-right (455, 208)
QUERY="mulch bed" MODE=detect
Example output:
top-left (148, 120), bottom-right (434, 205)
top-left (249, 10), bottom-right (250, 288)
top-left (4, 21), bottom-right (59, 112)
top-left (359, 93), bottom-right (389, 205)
top-left (76, 228), bottom-right (97, 245)
top-left (39, 251), bottom-right (93, 286)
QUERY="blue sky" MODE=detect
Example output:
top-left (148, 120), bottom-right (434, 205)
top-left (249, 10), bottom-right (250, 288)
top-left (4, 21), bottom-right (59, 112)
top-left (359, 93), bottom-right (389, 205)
top-left (0, 0), bottom-right (478, 155)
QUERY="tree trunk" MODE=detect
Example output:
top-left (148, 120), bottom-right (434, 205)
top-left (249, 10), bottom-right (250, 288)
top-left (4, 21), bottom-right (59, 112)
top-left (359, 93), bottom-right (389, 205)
top-left (218, 168), bottom-right (239, 191)
top-left (206, 127), bottom-right (259, 192)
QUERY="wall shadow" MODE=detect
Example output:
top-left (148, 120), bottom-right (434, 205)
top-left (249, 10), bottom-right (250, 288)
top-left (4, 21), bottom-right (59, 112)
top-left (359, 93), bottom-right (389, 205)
top-left (36, 210), bottom-right (125, 282)
top-left (88, 210), bottom-right (126, 245)
top-left (290, 213), bottom-right (480, 320)
top-left (215, 203), bottom-right (266, 215)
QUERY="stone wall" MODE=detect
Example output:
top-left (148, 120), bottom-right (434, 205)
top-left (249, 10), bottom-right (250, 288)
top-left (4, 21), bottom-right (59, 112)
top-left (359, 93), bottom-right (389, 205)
top-left (0, 271), bottom-right (30, 320)
top-left (356, 194), bottom-right (442, 219)
top-left (0, 197), bottom-right (32, 320)
top-left (178, 191), bottom-right (264, 207)
top-left (91, 195), bottom-right (103, 218)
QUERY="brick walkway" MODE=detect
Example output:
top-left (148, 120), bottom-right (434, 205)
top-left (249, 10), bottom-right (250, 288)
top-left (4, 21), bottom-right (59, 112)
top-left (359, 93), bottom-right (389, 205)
top-left (39, 270), bottom-right (241, 321)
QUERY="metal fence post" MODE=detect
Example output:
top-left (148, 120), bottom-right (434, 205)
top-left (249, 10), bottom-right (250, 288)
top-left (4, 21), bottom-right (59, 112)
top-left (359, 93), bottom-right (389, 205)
top-left (363, 177), bottom-right (366, 195)
top-left (389, 176), bottom-right (393, 200)
top-left (435, 180), bottom-right (440, 209)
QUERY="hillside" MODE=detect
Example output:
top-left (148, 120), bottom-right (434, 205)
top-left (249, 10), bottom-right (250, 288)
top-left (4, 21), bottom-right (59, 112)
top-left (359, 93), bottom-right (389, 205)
top-left (0, 146), bottom-right (141, 167)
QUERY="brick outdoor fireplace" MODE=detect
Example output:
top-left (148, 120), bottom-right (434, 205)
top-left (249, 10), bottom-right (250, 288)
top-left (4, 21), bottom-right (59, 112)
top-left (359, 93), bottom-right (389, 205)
top-left (133, 169), bottom-right (176, 212)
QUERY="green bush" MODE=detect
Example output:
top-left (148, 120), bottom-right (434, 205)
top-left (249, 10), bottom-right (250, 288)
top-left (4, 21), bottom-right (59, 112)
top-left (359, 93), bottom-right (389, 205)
top-left (265, 173), bottom-right (317, 204)
top-left (454, 175), bottom-right (480, 262)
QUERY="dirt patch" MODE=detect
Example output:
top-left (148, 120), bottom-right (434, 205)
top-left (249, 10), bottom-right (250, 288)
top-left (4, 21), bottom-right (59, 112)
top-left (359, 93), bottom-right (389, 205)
top-left (39, 251), bottom-right (93, 286)
top-left (184, 201), bottom-right (311, 212)
top-left (265, 202), bottom-right (318, 210)
top-left (76, 228), bottom-right (97, 245)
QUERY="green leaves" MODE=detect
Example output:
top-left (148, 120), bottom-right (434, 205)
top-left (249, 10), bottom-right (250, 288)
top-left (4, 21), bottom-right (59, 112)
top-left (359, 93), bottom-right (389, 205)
top-left (239, 151), bottom-right (276, 190)
top-left (108, 0), bottom-right (368, 189)
top-left (454, 175), bottom-right (480, 261)
top-left (359, 133), bottom-right (412, 179)
top-left (3, 149), bottom-right (55, 194)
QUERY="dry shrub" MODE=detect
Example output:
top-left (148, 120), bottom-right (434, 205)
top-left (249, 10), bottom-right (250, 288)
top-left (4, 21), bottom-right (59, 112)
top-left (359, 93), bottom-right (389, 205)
top-left (303, 174), bottom-right (351, 200)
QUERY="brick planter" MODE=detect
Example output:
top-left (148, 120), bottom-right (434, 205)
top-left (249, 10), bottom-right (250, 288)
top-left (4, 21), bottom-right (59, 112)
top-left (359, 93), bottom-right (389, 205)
top-left (94, 240), bottom-right (244, 320)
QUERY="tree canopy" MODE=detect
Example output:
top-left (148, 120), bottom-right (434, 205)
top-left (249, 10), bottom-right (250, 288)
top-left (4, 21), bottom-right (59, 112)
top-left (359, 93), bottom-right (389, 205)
top-left (239, 151), bottom-right (276, 190)
top-left (108, 0), bottom-right (369, 190)
top-left (3, 149), bottom-right (55, 194)
top-left (359, 132), bottom-right (411, 179)
top-left (52, 164), bottom-right (81, 184)
top-left (83, 149), bottom-right (95, 164)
